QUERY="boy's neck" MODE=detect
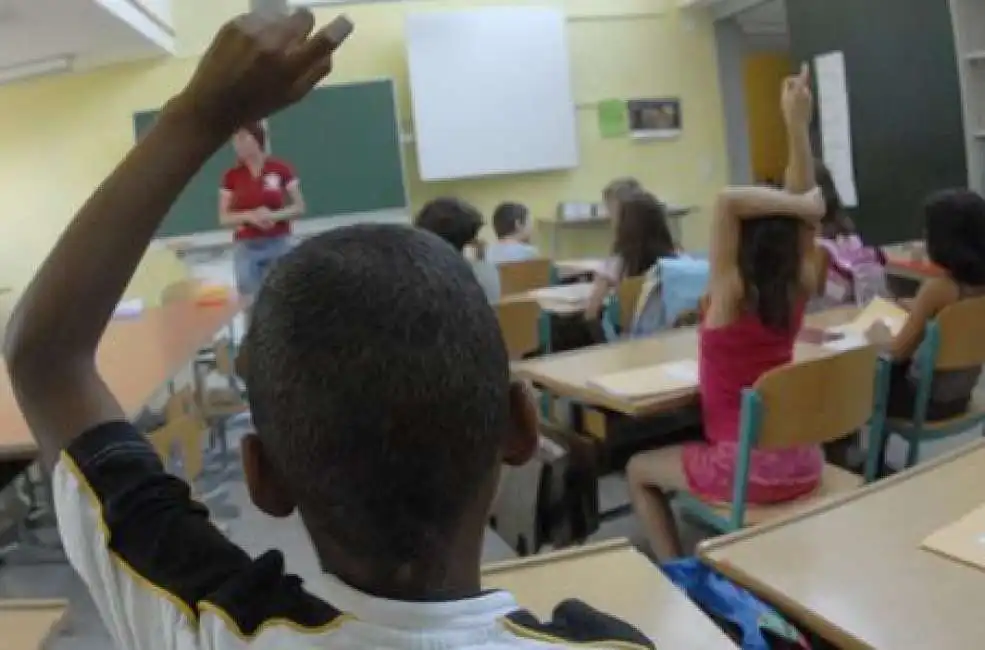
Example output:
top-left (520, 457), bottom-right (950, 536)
top-left (313, 535), bottom-right (485, 602)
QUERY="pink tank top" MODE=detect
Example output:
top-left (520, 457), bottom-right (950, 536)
top-left (683, 302), bottom-right (823, 504)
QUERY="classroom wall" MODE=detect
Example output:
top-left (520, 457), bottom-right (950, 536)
top-left (0, 0), bottom-right (728, 315)
top-left (743, 52), bottom-right (790, 184)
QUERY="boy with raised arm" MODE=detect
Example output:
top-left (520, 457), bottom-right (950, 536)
top-left (4, 10), bottom-right (651, 650)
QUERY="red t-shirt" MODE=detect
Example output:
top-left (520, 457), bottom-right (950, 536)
top-left (221, 158), bottom-right (296, 241)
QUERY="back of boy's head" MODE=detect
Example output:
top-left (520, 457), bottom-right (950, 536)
top-left (243, 224), bottom-right (510, 570)
top-left (414, 197), bottom-right (484, 252)
top-left (491, 202), bottom-right (529, 239)
top-left (925, 189), bottom-right (985, 285)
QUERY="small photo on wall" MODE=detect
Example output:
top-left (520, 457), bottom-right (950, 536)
top-left (628, 98), bottom-right (682, 140)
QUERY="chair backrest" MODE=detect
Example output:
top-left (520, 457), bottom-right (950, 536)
top-left (753, 345), bottom-right (880, 449)
top-left (496, 299), bottom-right (541, 360)
top-left (498, 258), bottom-right (553, 296)
top-left (617, 275), bottom-right (645, 331)
top-left (934, 296), bottom-right (985, 370)
top-left (161, 279), bottom-right (200, 305)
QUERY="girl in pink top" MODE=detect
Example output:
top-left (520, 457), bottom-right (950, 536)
top-left (627, 64), bottom-right (827, 560)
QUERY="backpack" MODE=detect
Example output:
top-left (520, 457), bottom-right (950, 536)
top-left (663, 558), bottom-right (811, 650)
top-left (817, 235), bottom-right (888, 307)
top-left (630, 256), bottom-right (710, 337)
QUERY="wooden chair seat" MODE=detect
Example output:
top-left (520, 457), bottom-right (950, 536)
top-left (703, 463), bottom-right (862, 526)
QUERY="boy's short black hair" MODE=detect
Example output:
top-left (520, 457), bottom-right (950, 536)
top-left (414, 197), bottom-right (484, 252)
top-left (491, 202), bottom-right (529, 239)
top-left (243, 224), bottom-right (510, 568)
top-left (925, 189), bottom-right (985, 286)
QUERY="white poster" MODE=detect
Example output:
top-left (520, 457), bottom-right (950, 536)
top-left (814, 51), bottom-right (859, 207)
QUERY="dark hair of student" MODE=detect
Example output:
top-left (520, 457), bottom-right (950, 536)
top-left (815, 160), bottom-right (857, 239)
top-left (613, 190), bottom-right (677, 277)
top-left (603, 177), bottom-right (642, 204)
top-left (491, 202), bottom-right (529, 239)
top-left (414, 197), bottom-right (484, 253)
top-left (244, 224), bottom-right (510, 582)
top-left (738, 216), bottom-right (804, 331)
top-left (925, 188), bottom-right (985, 286)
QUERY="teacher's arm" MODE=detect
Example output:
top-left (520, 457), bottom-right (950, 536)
top-left (267, 165), bottom-right (306, 222)
top-left (218, 187), bottom-right (262, 228)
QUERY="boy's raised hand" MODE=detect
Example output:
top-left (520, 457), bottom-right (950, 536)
top-left (172, 10), bottom-right (353, 135)
top-left (781, 63), bottom-right (813, 127)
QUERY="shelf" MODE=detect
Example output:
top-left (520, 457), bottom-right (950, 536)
top-left (967, 51), bottom-right (985, 63)
top-left (974, 131), bottom-right (985, 140)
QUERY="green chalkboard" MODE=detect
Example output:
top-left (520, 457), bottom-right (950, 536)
top-left (133, 79), bottom-right (406, 240)
top-left (788, 0), bottom-right (967, 245)
top-left (133, 111), bottom-right (237, 239)
top-left (268, 80), bottom-right (407, 219)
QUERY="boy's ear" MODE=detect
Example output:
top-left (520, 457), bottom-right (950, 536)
top-left (502, 381), bottom-right (539, 466)
top-left (241, 433), bottom-right (296, 518)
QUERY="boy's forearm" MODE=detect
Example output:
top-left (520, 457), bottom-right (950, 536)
top-left (5, 103), bottom-right (225, 370)
top-left (271, 204), bottom-right (303, 222)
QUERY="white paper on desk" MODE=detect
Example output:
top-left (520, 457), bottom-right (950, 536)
top-left (113, 298), bottom-right (144, 319)
top-left (815, 51), bottom-right (858, 207)
top-left (823, 332), bottom-right (870, 352)
top-left (587, 359), bottom-right (699, 399)
top-left (530, 283), bottom-right (593, 304)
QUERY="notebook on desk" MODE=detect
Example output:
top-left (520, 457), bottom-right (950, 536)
top-left (829, 296), bottom-right (907, 337)
top-left (921, 503), bottom-right (985, 571)
top-left (587, 359), bottom-right (699, 399)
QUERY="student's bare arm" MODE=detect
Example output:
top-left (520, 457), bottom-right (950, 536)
top-left (887, 277), bottom-right (956, 360)
top-left (5, 113), bottom-right (223, 470)
top-left (782, 64), bottom-right (815, 194)
top-left (269, 180), bottom-right (306, 222)
top-left (4, 11), bottom-right (349, 472)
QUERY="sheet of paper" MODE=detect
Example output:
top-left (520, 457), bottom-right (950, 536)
top-left (832, 296), bottom-right (907, 337)
top-left (597, 99), bottom-right (629, 139)
top-left (815, 51), bottom-right (858, 207)
top-left (530, 283), bottom-right (593, 304)
top-left (823, 332), bottom-right (870, 352)
top-left (587, 359), bottom-right (699, 400)
top-left (922, 503), bottom-right (985, 571)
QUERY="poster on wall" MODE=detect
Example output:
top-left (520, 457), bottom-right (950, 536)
top-left (627, 98), bottom-right (682, 140)
top-left (814, 51), bottom-right (859, 207)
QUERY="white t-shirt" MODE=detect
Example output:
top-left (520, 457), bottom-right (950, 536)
top-left (54, 421), bottom-right (653, 649)
top-left (486, 242), bottom-right (540, 266)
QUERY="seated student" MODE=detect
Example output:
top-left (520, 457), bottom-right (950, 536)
top-left (415, 197), bottom-right (502, 303)
top-left (866, 189), bottom-right (985, 421)
top-left (584, 190), bottom-right (677, 322)
top-left (813, 161), bottom-right (887, 308)
top-left (625, 68), bottom-right (825, 559)
top-left (487, 202), bottom-right (540, 265)
top-left (2, 10), bottom-right (652, 650)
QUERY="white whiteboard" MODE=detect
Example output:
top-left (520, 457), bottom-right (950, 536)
top-left (405, 7), bottom-right (579, 181)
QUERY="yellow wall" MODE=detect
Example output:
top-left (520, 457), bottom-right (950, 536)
top-left (743, 52), bottom-right (791, 184)
top-left (0, 0), bottom-right (727, 310)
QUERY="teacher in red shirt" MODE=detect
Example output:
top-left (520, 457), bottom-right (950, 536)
top-left (219, 122), bottom-right (306, 297)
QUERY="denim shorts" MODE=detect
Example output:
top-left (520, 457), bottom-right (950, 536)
top-left (232, 236), bottom-right (292, 297)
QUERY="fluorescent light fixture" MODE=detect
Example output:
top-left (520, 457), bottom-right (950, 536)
top-left (0, 55), bottom-right (73, 86)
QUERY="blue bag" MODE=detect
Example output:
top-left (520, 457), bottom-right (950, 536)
top-left (663, 558), bottom-right (810, 650)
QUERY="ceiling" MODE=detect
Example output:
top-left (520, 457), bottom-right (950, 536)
top-left (735, 0), bottom-right (789, 51)
top-left (0, 0), bottom-right (173, 80)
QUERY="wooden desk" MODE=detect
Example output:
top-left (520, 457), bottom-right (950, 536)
top-left (513, 308), bottom-right (859, 419)
top-left (700, 439), bottom-right (985, 650)
top-left (0, 299), bottom-right (242, 459)
top-left (483, 539), bottom-right (736, 649)
top-left (1, 600), bottom-right (68, 649)
top-left (883, 241), bottom-right (942, 282)
top-left (501, 282), bottom-right (593, 316)
top-left (555, 259), bottom-right (606, 280)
